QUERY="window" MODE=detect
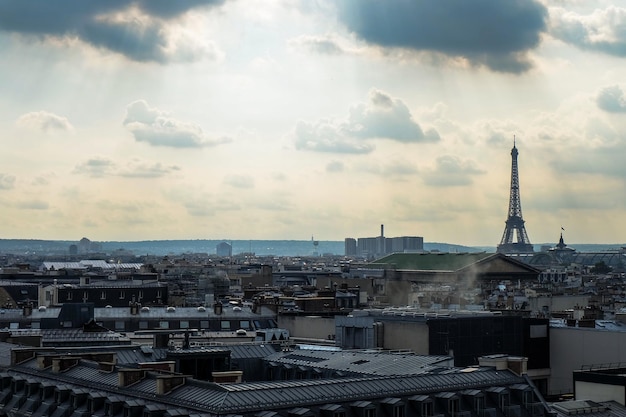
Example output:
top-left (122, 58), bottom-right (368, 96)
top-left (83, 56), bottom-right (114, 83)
top-left (180, 321), bottom-right (189, 329)
top-left (115, 321), bottom-right (125, 331)
top-left (393, 405), bottom-right (405, 417)
top-left (474, 397), bottom-right (485, 414)
top-left (200, 320), bottom-right (209, 329)
top-left (139, 321), bottom-right (148, 330)
top-left (240, 320), bottom-right (250, 329)
top-left (159, 321), bottom-right (169, 329)
top-left (499, 394), bottom-right (510, 410)
top-left (422, 402), bottom-right (433, 417)
top-left (530, 325), bottom-right (547, 338)
top-left (221, 321), bottom-right (231, 330)
top-left (448, 399), bottom-right (459, 417)
top-left (364, 408), bottom-right (376, 417)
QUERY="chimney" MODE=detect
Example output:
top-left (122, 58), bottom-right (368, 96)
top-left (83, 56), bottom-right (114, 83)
top-left (52, 357), bottom-right (79, 373)
top-left (381, 224), bottom-right (384, 238)
top-left (138, 361), bottom-right (176, 373)
top-left (212, 371), bottom-right (243, 384)
top-left (129, 301), bottom-right (139, 315)
top-left (11, 349), bottom-right (36, 365)
top-left (99, 362), bottom-right (115, 373)
top-left (214, 302), bottom-right (223, 315)
top-left (156, 375), bottom-right (186, 395)
top-left (22, 303), bottom-right (33, 317)
top-left (118, 369), bottom-right (146, 387)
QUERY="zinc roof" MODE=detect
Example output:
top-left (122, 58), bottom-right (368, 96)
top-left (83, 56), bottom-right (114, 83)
top-left (370, 252), bottom-right (493, 271)
top-left (263, 349), bottom-right (451, 376)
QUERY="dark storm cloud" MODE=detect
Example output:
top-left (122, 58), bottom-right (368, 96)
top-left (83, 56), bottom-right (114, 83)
top-left (337, 0), bottom-right (548, 73)
top-left (134, 0), bottom-right (225, 18)
top-left (0, 0), bottom-right (225, 62)
top-left (597, 86), bottom-right (626, 113)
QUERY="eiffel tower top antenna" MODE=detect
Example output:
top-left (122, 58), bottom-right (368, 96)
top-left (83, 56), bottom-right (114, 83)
top-left (497, 135), bottom-right (533, 254)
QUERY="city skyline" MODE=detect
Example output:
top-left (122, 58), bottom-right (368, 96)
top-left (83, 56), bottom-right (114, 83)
top-left (1, 1), bottom-right (626, 246)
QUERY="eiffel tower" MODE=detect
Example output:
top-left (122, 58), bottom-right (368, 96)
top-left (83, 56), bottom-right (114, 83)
top-left (497, 137), bottom-right (533, 253)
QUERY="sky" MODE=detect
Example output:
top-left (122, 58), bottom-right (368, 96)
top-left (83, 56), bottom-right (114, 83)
top-left (1, 0), bottom-right (626, 247)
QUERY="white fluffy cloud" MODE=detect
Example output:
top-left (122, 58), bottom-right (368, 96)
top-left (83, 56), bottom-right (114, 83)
top-left (123, 100), bottom-right (231, 148)
top-left (15, 111), bottom-right (73, 132)
top-left (550, 6), bottom-right (626, 57)
top-left (294, 90), bottom-right (438, 154)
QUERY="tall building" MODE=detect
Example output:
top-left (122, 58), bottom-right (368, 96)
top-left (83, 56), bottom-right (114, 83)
top-left (344, 238), bottom-right (357, 256)
top-left (347, 225), bottom-right (423, 257)
top-left (216, 241), bottom-right (232, 257)
top-left (497, 138), bottom-right (534, 254)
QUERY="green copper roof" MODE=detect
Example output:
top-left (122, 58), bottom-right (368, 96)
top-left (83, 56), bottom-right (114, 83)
top-left (370, 252), bottom-right (493, 271)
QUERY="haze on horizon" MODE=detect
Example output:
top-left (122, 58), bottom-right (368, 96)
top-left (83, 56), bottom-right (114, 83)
top-left (1, 0), bottom-right (626, 247)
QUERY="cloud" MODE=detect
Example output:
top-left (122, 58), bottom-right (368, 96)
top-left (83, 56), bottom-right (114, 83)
top-left (0, 0), bottom-right (225, 63)
top-left (294, 120), bottom-right (374, 154)
top-left (15, 111), bottom-right (73, 132)
top-left (178, 195), bottom-right (241, 217)
top-left (0, 174), bottom-right (16, 190)
top-left (383, 161), bottom-right (418, 177)
top-left (73, 156), bottom-right (179, 178)
top-left (550, 6), bottom-right (626, 58)
top-left (123, 100), bottom-right (231, 148)
top-left (347, 90), bottom-right (440, 142)
top-left (552, 142), bottom-right (626, 179)
top-left (336, 0), bottom-right (548, 73)
top-left (423, 155), bottom-right (485, 187)
top-left (223, 175), bottom-right (255, 189)
top-left (597, 85), bottom-right (626, 113)
top-left (118, 161), bottom-right (180, 178)
top-left (326, 161), bottom-right (344, 173)
top-left (293, 89), bottom-right (438, 154)
top-left (73, 157), bottom-right (115, 178)
top-left (289, 35), bottom-right (348, 55)
top-left (15, 200), bottom-right (49, 210)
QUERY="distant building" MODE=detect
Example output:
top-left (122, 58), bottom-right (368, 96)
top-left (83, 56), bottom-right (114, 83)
top-left (216, 242), bottom-right (232, 257)
top-left (344, 238), bottom-right (357, 256)
top-left (347, 225), bottom-right (423, 257)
